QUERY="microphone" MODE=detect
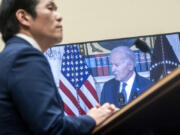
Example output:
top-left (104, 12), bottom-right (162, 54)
top-left (131, 91), bottom-right (138, 100)
top-left (118, 93), bottom-right (126, 107)
top-left (134, 39), bottom-right (152, 56)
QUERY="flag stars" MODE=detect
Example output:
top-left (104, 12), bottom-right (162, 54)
top-left (80, 60), bottom-right (83, 64)
top-left (80, 72), bottom-right (83, 76)
top-left (80, 66), bottom-right (83, 70)
top-left (85, 66), bottom-right (88, 69)
top-left (66, 50), bottom-right (70, 54)
top-left (62, 68), bottom-right (65, 71)
top-left (61, 45), bottom-right (91, 89)
top-left (67, 67), bottom-right (70, 71)
top-left (75, 61), bottom-right (79, 65)
top-left (85, 71), bottom-right (88, 75)
top-left (75, 84), bottom-right (79, 88)
top-left (71, 55), bottom-right (74, 59)
top-left (67, 61), bottom-right (70, 65)
top-left (75, 55), bottom-right (79, 59)
top-left (74, 49), bottom-right (77, 53)
top-left (66, 56), bottom-right (70, 59)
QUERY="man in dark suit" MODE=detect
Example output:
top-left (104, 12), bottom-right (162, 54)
top-left (100, 46), bottom-right (154, 108)
top-left (0, 0), bottom-right (116, 134)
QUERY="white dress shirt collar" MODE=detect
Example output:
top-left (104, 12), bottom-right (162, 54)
top-left (126, 71), bottom-right (136, 87)
top-left (120, 71), bottom-right (136, 101)
top-left (16, 33), bottom-right (42, 52)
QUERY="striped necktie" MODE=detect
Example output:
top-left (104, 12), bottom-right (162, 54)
top-left (119, 83), bottom-right (127, 106)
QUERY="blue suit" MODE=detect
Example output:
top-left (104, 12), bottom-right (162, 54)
top-left (0, 36), bottom-right (95, 135)
top-left (100, 74), bottom-right (154, 108)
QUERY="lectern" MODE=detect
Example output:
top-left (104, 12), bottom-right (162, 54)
top-left (92, 68), bottom-right (180, 135)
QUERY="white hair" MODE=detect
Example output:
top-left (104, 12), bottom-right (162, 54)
top-left (111, 46), bottom-right (136, 66)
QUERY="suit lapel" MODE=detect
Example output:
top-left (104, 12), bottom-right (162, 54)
top-left (129, 74), bottom-right (140, 102)
top-left (6, 36), bottom-right (33, 48)
top-left (112, 79), bottom-right (120, 107)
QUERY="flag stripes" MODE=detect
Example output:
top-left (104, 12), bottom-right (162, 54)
top-left (63, 102), bottom-right (76, 116)
top-left (59, 45), bottom-right (99, 116)
top-left (77, 90), bottom-right (93, 109)
top-left (84, 79), bottom-right (99, 102)
top-left (59, 81), bottom-right (85, 115)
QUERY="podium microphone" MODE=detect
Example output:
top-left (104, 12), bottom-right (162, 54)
top-left (134, 39), bottom-right (152, 56)
top-left (118, 93), bottom-right (126, 107)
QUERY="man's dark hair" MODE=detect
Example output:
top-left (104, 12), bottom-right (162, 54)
top-left (0, 0), bottom-right (39, 42)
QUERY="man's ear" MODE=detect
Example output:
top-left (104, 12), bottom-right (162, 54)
top-left (128, 60), bottom-right (135, 71)
top-left (16, 9), bottom-right (32, 27)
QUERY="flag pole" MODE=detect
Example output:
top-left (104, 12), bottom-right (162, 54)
top-left (160, 35), bottom-right (167, 77)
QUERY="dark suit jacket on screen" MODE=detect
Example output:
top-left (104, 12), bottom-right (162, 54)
top-left (100, 74), bottom-right (154, 108)
top-left (0, 36), bottom-right (95, 135)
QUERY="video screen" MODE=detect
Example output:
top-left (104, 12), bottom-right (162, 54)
top-left (44, 33), bottom-right (180, 116)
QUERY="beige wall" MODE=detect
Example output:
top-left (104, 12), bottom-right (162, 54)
top-left (1, 0), bottom-right (180, 52)
top-left (60, 0), bottom-right (180, 44)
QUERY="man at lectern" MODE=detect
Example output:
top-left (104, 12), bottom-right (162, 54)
top-left (100, 46), bottom-right (154, 108)
top-left (0, 0), bottom-right (116, 134)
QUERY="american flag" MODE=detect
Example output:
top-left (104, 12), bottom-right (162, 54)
top-left (59, 45), bottom-right (99, 116)
top-left (150, 35), bottom-right (180, 82)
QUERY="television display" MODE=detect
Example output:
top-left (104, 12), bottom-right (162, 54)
top-left (44, 32), bottom-right (180, 116)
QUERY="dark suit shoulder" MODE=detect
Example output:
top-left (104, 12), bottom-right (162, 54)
top-left (137, 74), bottom-right (154, 85)
top-left (136, 74), bottom-right (154, 92)
top-left (104, 78), bottom-right (119, 86)
top-left (1, 37), bottom-right (45, 66)
top-left (7, 40), bottom-right (42, 57)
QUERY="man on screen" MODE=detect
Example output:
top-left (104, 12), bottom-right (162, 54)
top-left (100, 46), bottom-right (154, 108)
top-left (0, 0), bottom-right (116, 134)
